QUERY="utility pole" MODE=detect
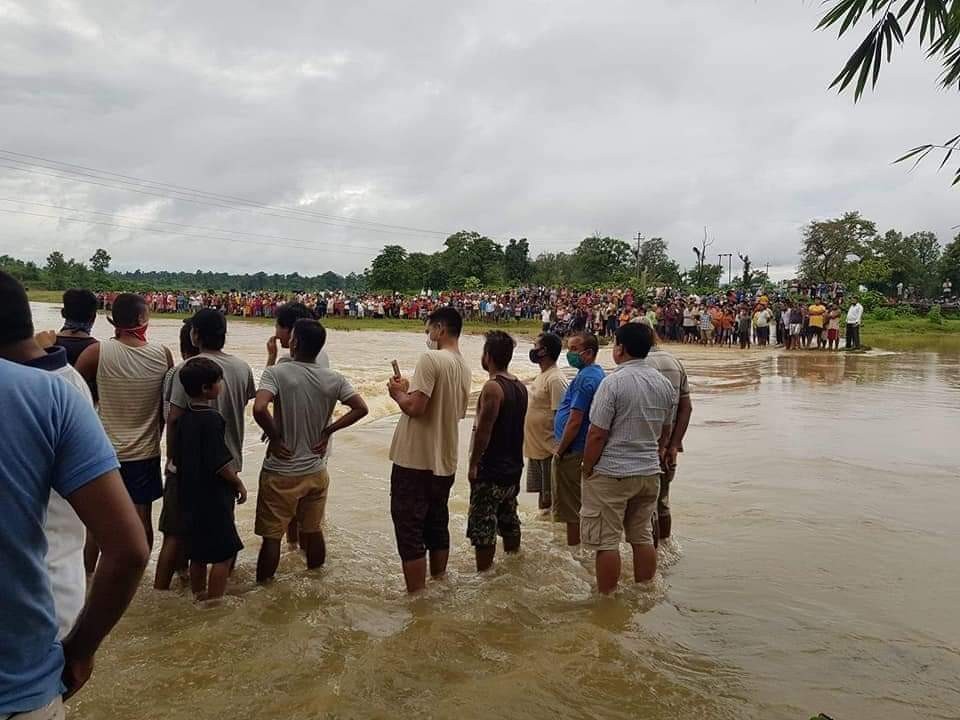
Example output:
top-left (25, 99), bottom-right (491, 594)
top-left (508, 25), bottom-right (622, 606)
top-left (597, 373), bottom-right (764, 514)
top-left (635, 231), bottom-right (644, 282)
top-left (719, 253), bottom-right (733, 287)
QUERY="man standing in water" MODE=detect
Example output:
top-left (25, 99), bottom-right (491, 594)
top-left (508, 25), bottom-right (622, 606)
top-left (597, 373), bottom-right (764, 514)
top-left (467, 331), bottom-right (528, 572)
top-left (0, 277), bottom-right (149, 718)
top-left (55, 289), bottom-right (99, 367)
top-left (580, 322), bottom-right (676, 594)
top-left (266, 302), bottom-right (329, 370)
top-left (523, 333), bottom-right (567, 513)
top-left (845, 296), bottom-right (864, 350)
top-left (167, 309), bottom-right (256, 485)
top-left (76, 293), bottom-right (172, 563)
top-left (265, 301), bottom-right (328, 548)
top-left (387, 307), bottom-right (471, 593)
top-left (553, 332), bottom-right (604, 547)
top-left (253, 319), bottom-right (368, 582)
top-left (643, 324), bottom-right (692, 543)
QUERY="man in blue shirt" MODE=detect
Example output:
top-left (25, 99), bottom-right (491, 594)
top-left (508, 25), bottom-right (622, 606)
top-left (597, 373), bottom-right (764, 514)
top-left (0, 273), bottom-right (149, 718)
top-left (552, 332), bottom-right (605, 546)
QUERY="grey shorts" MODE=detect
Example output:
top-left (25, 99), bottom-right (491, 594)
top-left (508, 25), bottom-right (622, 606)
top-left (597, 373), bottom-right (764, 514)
top-left (526, 457), bottom-right (552, 492)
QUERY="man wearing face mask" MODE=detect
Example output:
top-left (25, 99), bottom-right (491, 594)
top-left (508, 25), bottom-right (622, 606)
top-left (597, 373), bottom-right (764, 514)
top-left (580, 322), bottom-right (676, 594)
top-left (76, 293), bottom-right (173, 562)
top-left (552, 332), bottom-right (605, 546)
top-left (523, 333), bottom-right (567, 512)
top-left (387, 307), bottom-right (472, 593)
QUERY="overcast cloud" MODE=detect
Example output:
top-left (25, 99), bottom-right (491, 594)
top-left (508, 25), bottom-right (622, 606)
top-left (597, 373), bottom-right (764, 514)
top-left (0, 0), bottom-right (956, 280)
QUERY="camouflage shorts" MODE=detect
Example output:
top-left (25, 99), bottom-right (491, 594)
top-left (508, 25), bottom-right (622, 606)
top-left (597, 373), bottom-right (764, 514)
top-left (467, 481), bottom-right (521, 548)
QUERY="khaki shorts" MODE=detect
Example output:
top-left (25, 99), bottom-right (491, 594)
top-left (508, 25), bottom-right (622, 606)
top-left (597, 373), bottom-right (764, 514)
top-left (581, 473), bottom-right (660, 551)
top-left (552, 452), bottom-right (583, 524)
top-left (255, 468), bottom-right (329, 540)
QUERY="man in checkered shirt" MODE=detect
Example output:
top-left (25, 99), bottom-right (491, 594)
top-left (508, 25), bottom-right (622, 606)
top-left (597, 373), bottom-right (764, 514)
top-left (579, 322), bottom-right (677, 594)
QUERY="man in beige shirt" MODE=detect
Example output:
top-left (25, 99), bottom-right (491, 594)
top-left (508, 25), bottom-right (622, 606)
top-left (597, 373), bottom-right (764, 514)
top-left (387, 307), bottom-right (471, 593)
top-left (522, 332), bottom-right (567, 511)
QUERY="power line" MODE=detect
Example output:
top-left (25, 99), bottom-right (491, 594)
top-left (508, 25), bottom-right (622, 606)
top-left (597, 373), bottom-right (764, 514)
top-left (0, 207), bottom-right (379, 257)
top-left (0, 160), bottom-right (449, 242)
top-left (0, 198), bottom-right (391, 253)
top-left (0, 148), bottom-right (450, 236)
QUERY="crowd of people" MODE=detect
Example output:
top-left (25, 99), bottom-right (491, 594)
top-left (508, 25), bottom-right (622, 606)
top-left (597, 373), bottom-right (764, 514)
top-left (1, 276), bottom-right (696, 718)
top-left (96, 283), bottom-right (867, 350)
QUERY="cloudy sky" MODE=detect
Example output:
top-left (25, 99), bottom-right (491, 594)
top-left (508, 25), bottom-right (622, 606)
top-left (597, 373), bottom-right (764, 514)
top-left (0, 0), bottom-right (956, 280)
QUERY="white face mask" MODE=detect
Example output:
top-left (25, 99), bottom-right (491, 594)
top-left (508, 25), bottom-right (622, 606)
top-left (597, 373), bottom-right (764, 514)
top-left (425, 336), bottom-right (439, 351)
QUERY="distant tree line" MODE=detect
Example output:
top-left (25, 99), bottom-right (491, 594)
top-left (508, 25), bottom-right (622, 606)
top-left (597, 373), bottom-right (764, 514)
top-left (799, 212), bottom-right (959, 297)
top-left (3, 215), bottom-right (957, 298)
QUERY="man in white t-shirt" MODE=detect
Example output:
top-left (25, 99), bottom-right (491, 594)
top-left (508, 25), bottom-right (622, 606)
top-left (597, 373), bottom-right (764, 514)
top-left (541, 306), bottom-right (552, 333)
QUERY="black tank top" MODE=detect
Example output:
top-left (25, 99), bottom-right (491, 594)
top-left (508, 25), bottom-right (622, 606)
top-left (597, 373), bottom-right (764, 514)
top-left (478, 375), bottom-right (528, 485)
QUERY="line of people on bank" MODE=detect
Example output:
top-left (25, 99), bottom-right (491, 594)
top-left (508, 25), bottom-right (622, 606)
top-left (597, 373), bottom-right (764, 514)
top-left (0, 273), bottom-right (693, 719)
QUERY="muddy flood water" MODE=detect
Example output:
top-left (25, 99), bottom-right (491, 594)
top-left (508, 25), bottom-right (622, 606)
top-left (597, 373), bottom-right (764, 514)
top-left (30, 303), bottom-right (960, 720)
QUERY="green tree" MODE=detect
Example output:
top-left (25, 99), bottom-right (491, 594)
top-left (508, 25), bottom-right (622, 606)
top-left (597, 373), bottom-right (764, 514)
top-left (940, 233), bottom-right (960, 291)
top-left (635, 237), bottom-right (682, 286)
top-left (818, 0), bottom-right (960, 184)
top-left (440, 231), bottom-right (504, 287)
top-left (572, 236), bottom-right (632, 285)
top-left (503, 238), bottom-right (533, 284)
top-left (44, 251), bottom-right (69, 290)
top-left (368, 245), bottom-right (410, 292)
top-left (682, 264), bottom-right (724, 292)
top-left (90, 248), bottom-right (111, 274)
top-left (848, 255), bottom-right (893, 290)
top-left (319, 271), bottom-right (344, 290)
top-left (799, 212), bottom-right (877, 284)
top-left (869, 229), bottom-right (942, 296)
top-left (531, 252), bottom-right (572, 286)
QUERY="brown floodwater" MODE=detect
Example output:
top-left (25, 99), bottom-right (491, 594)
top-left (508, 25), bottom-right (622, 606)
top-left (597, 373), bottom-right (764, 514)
top-left (30, 304), bottom-right (960, 720)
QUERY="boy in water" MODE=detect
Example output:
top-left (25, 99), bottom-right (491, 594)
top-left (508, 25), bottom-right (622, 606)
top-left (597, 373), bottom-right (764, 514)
top-left (176, 358), bottom-right (247, 600)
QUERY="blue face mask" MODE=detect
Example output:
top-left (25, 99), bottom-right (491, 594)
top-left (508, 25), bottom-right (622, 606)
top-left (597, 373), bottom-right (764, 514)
top-left (566, 350), bottom-right (584, 369)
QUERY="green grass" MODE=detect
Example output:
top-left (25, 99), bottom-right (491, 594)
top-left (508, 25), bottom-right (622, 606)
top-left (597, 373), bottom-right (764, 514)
top-left (28, 291), bottom-right (543, 336)
top-left (862, 314), bottom-right (960, 351)
top-left (27, 290), bottom-right (64, 304)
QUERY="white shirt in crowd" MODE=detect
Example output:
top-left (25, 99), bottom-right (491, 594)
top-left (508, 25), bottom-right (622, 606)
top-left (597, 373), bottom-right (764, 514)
top-left (846, 302), bottom-right (864, 325)
top-left (541, 308), bottom-right (551, 323)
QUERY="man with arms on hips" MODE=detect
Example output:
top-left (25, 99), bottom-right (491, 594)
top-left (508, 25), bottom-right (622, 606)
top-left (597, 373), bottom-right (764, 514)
top-left (523, 332), bottom-right (567, 513)
top-left (387, 307), bottom-right (471, 593)
top-left (264, 301), bottom-right (329, 547)
top-left (253, 319), bottom-right (368, 582)
top-left (580, 322), bottom-right (676, 594)
top-left (552, 332), bottom-right (605, 547)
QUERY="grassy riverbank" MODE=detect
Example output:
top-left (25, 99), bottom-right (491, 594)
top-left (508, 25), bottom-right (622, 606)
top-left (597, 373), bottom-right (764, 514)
top-left (862, 314), bottom-right (960, 351)
top-left (28, 291), bottom-right (960, 347)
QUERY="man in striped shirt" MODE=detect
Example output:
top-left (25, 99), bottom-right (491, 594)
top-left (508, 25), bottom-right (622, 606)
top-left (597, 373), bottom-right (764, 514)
top-left (580, 322), bottom-right (677, 594)
top-left (76, 294), bottom-right (173, 562)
